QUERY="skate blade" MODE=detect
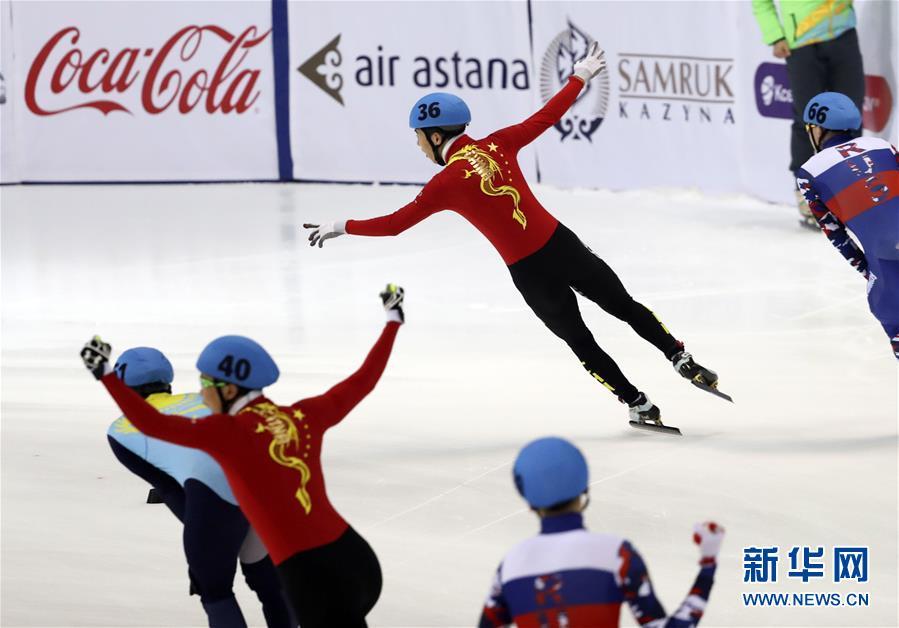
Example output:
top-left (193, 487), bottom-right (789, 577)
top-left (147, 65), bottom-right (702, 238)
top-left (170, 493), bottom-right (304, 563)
top-left (629, 420), bottom-right (682, 436)
top-left (691, 380), bottom-right (733, 403)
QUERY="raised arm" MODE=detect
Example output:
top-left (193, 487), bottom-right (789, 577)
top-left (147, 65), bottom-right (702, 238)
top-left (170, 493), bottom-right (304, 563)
top-left (491, 76), bottom-right (585, 151)
top-left (81, 337), bottom-right (226, 451)
top-left (620, 523), bottom-right (723, 628)
top-left (101, 372), bottom-right (225, 450)
top-left (295, 286), bottom-right (404, 428)
top-left (491, 41), bottom-right (604, 150)
top-left (797, 171), bottom-right (869, 277)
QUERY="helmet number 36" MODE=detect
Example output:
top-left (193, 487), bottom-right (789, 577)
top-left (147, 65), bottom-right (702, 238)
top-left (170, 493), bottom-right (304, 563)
top-left (808, 103), bottom-right (829, 124)
top-left (417, 102), bottom-right (441, 121)
top-left (218, 355), bottom-right (251, 381)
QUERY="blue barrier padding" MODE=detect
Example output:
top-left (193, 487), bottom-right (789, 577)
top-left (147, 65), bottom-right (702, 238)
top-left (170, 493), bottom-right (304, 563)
top-left (271, 0), bottom-right (294, 181)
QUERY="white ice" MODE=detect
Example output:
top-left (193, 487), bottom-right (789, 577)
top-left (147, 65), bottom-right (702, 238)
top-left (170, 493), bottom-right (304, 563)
top-left (1, 182), bottom-right (896, 627)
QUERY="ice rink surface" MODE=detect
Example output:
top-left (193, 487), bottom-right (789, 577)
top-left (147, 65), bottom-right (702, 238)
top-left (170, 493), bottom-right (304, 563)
top-left (2, 182), bottom-right (897, 627)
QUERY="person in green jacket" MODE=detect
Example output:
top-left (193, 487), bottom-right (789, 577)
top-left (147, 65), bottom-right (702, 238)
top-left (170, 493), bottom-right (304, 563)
top-left (751, 0), bottom-right (864, 228)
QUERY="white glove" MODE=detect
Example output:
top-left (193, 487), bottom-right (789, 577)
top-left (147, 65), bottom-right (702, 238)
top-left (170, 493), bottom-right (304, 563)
top-left (693, 521), bottom-right (725, 566)
top-left (572, 41), bottom-right (606, 83)
top-left (80, 336), bottom-right (113, 380)
top-left (380, 283), bottom-right (405, 324)
top-left (304, 221), bottom-right (346, 248)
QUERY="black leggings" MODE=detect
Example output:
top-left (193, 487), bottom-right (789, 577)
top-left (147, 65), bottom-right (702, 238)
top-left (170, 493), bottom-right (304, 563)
top-left (508, 223), bottom-right (680, 403)
top-left (277, 527), bottom-right (382, 628)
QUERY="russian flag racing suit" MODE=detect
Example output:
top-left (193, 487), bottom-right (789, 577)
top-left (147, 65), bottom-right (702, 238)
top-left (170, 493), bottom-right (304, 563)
top-left (796, 134), bottom-right (899, 358)
top-left (478, 513), bottom-right (716, 628)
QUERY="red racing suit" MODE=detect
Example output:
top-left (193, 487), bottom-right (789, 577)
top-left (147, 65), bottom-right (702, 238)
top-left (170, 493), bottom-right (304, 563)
top-left (346, 76), bottom-right (586, 265)
top-left (100, 322), bottom-right (400, 565)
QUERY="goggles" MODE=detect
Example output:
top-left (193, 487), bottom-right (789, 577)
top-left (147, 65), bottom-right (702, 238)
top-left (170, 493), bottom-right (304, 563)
top-left (199, 375), bottom-right (227, 390)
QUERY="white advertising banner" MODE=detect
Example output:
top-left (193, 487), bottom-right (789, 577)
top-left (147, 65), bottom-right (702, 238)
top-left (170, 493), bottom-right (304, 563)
top-left (530, 1), bottom-right (742, 194)
top-left (738, 0), bottom-right (898, 205)
top-left (9, 0), bottom-right (278, 181)
top-left (288, 0), bottom-right (535, 184)
top-left (1, 0), bottom-right (17, 182)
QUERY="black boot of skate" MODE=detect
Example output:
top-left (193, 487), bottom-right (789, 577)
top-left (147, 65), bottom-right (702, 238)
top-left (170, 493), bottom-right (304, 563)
top-left (625, 392), bottom-right (681, 436)
top-left (671, 350), bottom-right (733, 402)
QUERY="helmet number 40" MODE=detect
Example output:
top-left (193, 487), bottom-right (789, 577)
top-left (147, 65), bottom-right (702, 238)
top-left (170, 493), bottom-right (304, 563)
top-left (217, 355), bottom-right (251, 381)
top-left (417, 102), bottom-right (441, 121)
top-left (808, 103), bottom-right (829, 124)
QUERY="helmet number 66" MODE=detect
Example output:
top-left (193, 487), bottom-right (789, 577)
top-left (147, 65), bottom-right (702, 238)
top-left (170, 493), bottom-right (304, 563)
top-left (808, 103), bottom-right (829, 124)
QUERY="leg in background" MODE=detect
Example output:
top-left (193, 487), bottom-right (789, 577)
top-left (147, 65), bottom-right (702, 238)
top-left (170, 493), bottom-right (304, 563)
top-left (568, 243), bottom-right (681, 360)
top-left (107, 436), bottom-right (186, 521)
top-left (510, 266), bottom-right (642, 403)
top-left (183, 480), bottom-right (249, 628)
top-left (239, 528), bottom-right (295, 628)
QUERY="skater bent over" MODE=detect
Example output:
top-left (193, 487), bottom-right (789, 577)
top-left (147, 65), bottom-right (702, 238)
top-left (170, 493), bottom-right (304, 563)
top-left (479, 437), bottom-right (724, 627)
top-left (796, 92), bottom-right (899, 359)
top-left (83, 285), bottom-right (406, 627)
top-left (304, 43), bottom-right (725, 433)
top-left (106, 347), bottom-right (292, 628)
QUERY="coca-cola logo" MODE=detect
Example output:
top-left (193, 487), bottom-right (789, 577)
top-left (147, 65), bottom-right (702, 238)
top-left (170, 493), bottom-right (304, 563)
top-left (26, 25), bottom-right (270, 116)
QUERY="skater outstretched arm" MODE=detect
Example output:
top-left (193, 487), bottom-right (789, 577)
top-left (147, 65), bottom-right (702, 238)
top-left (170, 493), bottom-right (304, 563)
top-left (81, 338), bottom-right (227, 450)
top-left (491, 43), bottom-right (604, 150)
top-left (796, 172), bottom-right (869, 276)
top-left (295, 285), bottom-right (404, 428)
top-left (620, 523), bottom-right (723, 628)
top-left (303, 178), bottom-right (446, 245)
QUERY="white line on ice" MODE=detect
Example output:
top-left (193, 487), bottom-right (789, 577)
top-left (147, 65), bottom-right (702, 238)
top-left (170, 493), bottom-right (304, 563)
top-left (369, 460), bottom-right (513, 529)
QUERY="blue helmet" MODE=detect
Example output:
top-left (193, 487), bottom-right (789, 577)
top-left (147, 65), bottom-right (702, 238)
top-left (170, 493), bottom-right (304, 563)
top-left (196, 335), bottom-right (279, 389)
top-left (409, 93), bottom-right (471, 129)
top-left (803, 92), bottom-right (861, 131)
top-left (513, 437), bottom-right (589, 509)
top-left (114, 347), bottom-right (174, 387)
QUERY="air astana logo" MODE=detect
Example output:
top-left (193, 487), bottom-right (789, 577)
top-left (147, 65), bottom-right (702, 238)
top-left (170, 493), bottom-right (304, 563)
top-left (249, 403), bottom-right (313, 514)
top-left (539, 20), bottom-right (609, 142)
top-left (25, 25), bottom-right (270, 116)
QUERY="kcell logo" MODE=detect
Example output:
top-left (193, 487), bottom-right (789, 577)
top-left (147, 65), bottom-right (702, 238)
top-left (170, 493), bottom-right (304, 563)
top-left (539, 20), bottom-right (608, 142)
top-left (753, 63), bottom-right (893, 133)
top-left (863, 75), bottom-right (893, 133)
top-left (754, 62), bottom-right (792, 119)
top-left (25, 25), bottom-right (270, 116)
top-left (617, 53), bottom-right (735, 124)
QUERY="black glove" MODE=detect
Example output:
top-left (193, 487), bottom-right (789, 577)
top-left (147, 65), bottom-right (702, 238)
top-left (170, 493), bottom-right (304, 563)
top-left (80, 335), bottom-right (111, 380)
top-left (380, 284), bottom-right (405, 324)
top-left (146, 488), bottom-right (164, 504)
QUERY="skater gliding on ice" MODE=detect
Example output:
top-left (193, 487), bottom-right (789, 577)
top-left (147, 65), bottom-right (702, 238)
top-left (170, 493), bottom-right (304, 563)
top-left (83, 284), bottom-right (407, 627)
top-left (304, 42), bottom-right (727, 434)
top-left (796, 92), bottom-right (899, 359)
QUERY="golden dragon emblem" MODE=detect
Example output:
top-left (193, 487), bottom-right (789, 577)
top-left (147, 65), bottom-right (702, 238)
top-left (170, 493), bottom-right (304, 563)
top-left (447, 144), bottom-right (527, 229)
top-left (247, 403), bottom-right (312, 514)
